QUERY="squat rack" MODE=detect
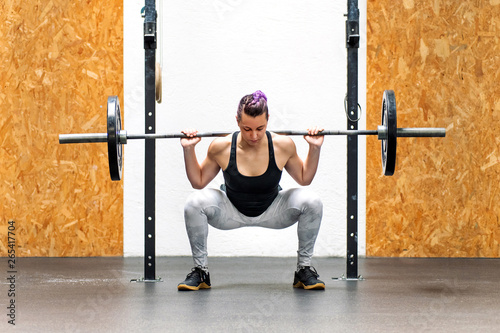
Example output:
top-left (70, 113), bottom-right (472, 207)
top-left (134, 0), bottom-right (160, 282)
top-left (344, 0), bottom-right (363, 280)
top-left (135, 0), bottom-right (363, 282)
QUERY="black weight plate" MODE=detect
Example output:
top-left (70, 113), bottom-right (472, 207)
top-left (381, 90), bottom-right (397, 176)
top-left (107, 96), bottom-right (122, 181)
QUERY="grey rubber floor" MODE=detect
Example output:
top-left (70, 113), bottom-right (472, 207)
top-left (3, 256), bottom-right (500, 332)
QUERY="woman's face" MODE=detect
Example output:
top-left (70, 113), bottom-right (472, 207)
top-left (237, 112), bottom-right (269, 146)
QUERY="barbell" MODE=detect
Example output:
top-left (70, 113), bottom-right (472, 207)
top-left (59, 90), bottom-right (446, 181)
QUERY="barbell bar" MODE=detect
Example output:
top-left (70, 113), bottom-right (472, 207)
top-left (59, 128), bottom-right (445, 144)
top-left (59, 91), bottom-right (446, 180)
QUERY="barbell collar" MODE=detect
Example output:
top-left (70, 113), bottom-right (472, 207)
top-left (377, 125), bottom-right (387, 140)
top-left (119, 130), bottom-right (128, 144)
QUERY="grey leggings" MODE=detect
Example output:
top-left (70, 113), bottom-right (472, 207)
top-left (183, 188), bottom-right (323, 268)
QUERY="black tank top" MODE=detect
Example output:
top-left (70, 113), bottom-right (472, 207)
top-left (222, 131), bottom-right (283, 217)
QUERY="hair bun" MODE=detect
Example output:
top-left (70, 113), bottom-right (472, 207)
top-left (252, 90), bottom-right (267, 102)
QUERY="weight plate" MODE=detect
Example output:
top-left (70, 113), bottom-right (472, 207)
top-left (107, 96), bottom-right (122, 181)
top-left (381, 90), bottom-right (397, 176)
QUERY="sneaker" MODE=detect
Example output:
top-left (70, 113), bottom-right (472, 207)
top-left (293, 266), bottom-right (325, 290)
top-left (178, 267), bottom-right (211, 291)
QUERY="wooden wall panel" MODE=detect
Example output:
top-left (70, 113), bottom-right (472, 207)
top-left (0, 0), bottom-right (123, 256)
top-left (366, 0), bottom-right (500, 257)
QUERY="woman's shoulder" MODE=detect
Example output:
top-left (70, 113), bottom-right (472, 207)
top-left (208, 133), bottom-right (233, 154)
top-left (270, 132), bottom-right (295, 151)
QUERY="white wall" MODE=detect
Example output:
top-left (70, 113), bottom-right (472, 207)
top-left (124, 0), bottom-right (367, 260)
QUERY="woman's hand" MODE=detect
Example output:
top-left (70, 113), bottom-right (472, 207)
top-left (304, 126), bottom-right (325, 147)
top-left (180, 129), bottom-right (201, 148)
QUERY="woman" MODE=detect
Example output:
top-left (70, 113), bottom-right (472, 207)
top-left (179, 90), bottom-right (325, 291)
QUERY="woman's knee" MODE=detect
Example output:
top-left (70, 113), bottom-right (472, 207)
top-left (287, 188), bottom-right (323, 214)
top-left (184, 189), bottom-right (228, 227)
top-left (184, 189), bottom-right (220, 212)
top-left (184, 191), bottom-right (207, 223)
top-left (304, 192), bottom-right (323, 217)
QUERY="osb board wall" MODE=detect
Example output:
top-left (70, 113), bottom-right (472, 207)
top-left (366, 0), bottom-right (500, 257)
top-left (0, 0), bottom-right (123, 256)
